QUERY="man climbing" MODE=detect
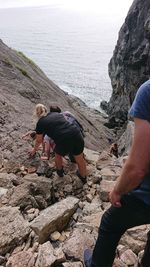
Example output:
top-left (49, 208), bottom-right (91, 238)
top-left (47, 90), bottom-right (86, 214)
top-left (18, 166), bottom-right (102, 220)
top-left (84, 79), bottom-right (150, 267)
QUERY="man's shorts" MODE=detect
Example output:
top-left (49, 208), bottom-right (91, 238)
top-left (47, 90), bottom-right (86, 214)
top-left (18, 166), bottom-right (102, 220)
top-left (55, 133), bottom-right (84, 156)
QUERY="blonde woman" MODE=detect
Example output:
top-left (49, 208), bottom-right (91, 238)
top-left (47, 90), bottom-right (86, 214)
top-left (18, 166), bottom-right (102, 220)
top-left (29, 104), bottom-right (86, 182)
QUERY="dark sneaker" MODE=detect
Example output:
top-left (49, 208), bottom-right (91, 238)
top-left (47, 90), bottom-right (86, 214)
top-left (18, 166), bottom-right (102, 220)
top-left (84, 249), bottom-right (92, 267)
top-left (56, 168), bottom-right (64, 177)
top-left (76, 170), bottom-right (87, 184)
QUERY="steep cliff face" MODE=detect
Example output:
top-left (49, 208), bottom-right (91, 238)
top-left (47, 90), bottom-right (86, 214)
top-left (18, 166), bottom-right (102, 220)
top-left (107, 0), bottom-right (150, 122)
top-left (0, 40), bottom-right (111, 170)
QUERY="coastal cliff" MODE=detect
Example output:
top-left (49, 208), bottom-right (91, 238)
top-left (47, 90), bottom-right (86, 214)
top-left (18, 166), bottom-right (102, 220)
top-left (106, 0), bottom-right (150, 123)
top-left (0, 0), bottom-right (148, 262)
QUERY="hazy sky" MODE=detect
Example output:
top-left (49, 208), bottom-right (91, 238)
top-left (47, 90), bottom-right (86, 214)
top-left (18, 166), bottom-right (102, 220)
top-left (0, 0), bottom-right (134, 15)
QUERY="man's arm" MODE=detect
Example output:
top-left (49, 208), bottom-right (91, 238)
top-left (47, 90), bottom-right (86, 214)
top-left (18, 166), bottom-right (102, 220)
top-left (109, 118), bottom-right (150, 207)
top-left (29, 134), bottom-right (43, 156)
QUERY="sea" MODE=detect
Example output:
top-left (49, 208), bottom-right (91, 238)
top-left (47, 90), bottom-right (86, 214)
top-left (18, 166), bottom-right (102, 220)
top-left (0, 5), bottom-right (125, 110)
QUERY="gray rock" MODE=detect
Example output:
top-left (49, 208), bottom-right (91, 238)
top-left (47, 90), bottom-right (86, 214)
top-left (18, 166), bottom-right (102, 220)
top-left (0, 187), bottom-right (8, 198)
top-left (35, 241), bottom-right (56, 267)
top-left (0, 206), bottom-right (30, 255)
top-left (84, 148), bottom-right (100, 164)
top-left (118, 121), bottom-right (134, 156)
top-left (99, 180), bottom-right (116, 202)
top-left (30, 197), bottom-right (79, 243)
top-left (0, 173), bottom-right (17, 188)
top-left (79, 211), bottom-right (103, 229)
top-left (53, 247), bottom-right (66, 263)
top-left (82, 199), bottom-right (102, 216)
top-left (108, 0), bottom-right (150, 122)
top-left (100, 166), bottom-right (121, 181)
top-left (63, 228), bottom-right (95, 262)
top-left (7, 174), bottom-right (52, 211)
top-left (120, 249), bottom-right (138, 266)
top-left (62, 262), bottom-right (83, 267)
top-left (96, 151), bottom-right (115, 170)
top-left (6, 249), bottom-right (37, 267)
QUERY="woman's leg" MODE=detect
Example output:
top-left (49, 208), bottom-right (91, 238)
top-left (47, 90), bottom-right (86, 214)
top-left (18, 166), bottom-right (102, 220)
top-left (55, 153), bottom-right (63, 170)
top-left (74, 152), bottom-right (86, 178)
top-left (55, 153), bottom-right (65, 177)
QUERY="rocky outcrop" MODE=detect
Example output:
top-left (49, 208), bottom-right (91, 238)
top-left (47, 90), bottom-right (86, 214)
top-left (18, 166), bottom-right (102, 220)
top-left (105, 0), bottom-right (150, 123)
top-left (0, 39), bottom-right (113, 171)
top-left (4, 174), bottom-right (53, 211)
top-left (0, 147), bottom-right (149, 266)
top-left (0, 206), bottom-right (30, 255)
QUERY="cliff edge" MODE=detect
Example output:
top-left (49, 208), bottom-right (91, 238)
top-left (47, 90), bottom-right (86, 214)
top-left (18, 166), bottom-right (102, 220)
top-left (107, 0), bottom-right (150, 123)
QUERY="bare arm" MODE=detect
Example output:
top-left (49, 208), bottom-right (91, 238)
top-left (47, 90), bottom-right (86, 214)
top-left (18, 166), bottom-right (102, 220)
top-left (109, 118), bottom-right (150, 207)
top-left (22, 130), bottom-right (33, 140)
top-left (29, 134), bottom-right (43, 156)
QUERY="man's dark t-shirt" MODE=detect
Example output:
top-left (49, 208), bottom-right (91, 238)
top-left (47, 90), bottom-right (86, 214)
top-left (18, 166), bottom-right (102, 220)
top-left (36, 112), bottom-right (80, 145)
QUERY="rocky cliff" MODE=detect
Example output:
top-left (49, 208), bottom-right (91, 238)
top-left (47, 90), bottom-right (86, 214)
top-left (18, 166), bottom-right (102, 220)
top-left (106, 0), bottom-right (150, 123)
top-left (0, 39), bottom-right (112, 170)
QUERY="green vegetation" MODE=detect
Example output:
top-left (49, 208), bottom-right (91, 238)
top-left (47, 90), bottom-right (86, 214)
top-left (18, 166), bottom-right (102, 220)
top-left (16, 51), bottom-right (36, 67)
top-left (2, 55), bottom-right (32, 79)
top-left (16, 65), bottom-right (31, 79)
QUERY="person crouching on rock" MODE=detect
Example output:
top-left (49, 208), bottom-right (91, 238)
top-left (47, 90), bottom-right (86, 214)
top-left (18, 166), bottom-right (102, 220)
top-left (109, 143), bottom-right (118, 158)
top-left (29, 103), bottom-right (87, 182)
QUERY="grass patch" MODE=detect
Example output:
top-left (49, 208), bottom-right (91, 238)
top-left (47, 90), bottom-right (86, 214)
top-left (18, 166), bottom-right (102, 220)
top-left (17, 51), bottom-right (36, 66)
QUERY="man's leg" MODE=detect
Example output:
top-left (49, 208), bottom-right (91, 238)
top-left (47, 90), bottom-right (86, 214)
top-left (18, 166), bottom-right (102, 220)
top-left (89, 194), bottom-right (150, 267)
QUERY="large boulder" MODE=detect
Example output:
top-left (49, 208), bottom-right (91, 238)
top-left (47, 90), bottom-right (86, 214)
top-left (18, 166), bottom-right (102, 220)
top-left (7, 174), bottom-right (52, 211)
top-left (0, 206), bottom-right (30, 255)
top-left (30, 197), bottom-right (79, 243)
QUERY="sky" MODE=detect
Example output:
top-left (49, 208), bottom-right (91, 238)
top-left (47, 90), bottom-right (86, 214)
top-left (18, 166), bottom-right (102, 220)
top-left (0, 0), bottom-right (134, 15)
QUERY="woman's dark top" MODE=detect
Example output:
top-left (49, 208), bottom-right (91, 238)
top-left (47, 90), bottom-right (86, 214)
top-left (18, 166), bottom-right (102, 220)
top-left (36, 112), bottom-right (80, 144)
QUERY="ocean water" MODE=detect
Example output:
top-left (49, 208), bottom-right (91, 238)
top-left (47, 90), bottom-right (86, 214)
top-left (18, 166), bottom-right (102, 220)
top-left (0, 6), bottom-right (124, 110)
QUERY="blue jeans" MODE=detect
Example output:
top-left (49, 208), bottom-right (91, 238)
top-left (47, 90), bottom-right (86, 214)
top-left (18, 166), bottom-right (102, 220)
top-left (91, 194), bottom-right (150, 267)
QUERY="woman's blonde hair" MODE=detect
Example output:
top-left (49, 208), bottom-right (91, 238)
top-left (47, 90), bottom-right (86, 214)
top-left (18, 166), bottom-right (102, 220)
top-left (35, 104), bottom-right (47, 119)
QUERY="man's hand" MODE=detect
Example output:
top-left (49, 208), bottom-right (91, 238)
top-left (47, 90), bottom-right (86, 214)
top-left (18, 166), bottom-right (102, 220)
top-left (109, 189), bottom-right (122, 208)
top-left (28, 148), bottom-right (36, 157)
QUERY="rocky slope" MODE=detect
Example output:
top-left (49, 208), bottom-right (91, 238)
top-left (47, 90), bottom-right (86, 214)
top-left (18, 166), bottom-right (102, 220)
top-left (0, 145), bottom-right (147, 267)
top-left (0, 39), bottom-right (112, 171)
top-left (0, 7), bottom-right (147, 263)
top-left (104, 0), bottom-right (150, 123)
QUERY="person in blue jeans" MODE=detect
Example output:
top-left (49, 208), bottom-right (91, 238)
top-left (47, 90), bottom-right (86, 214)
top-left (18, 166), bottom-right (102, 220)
top-left (84, 79), bottom-right (150, 267)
